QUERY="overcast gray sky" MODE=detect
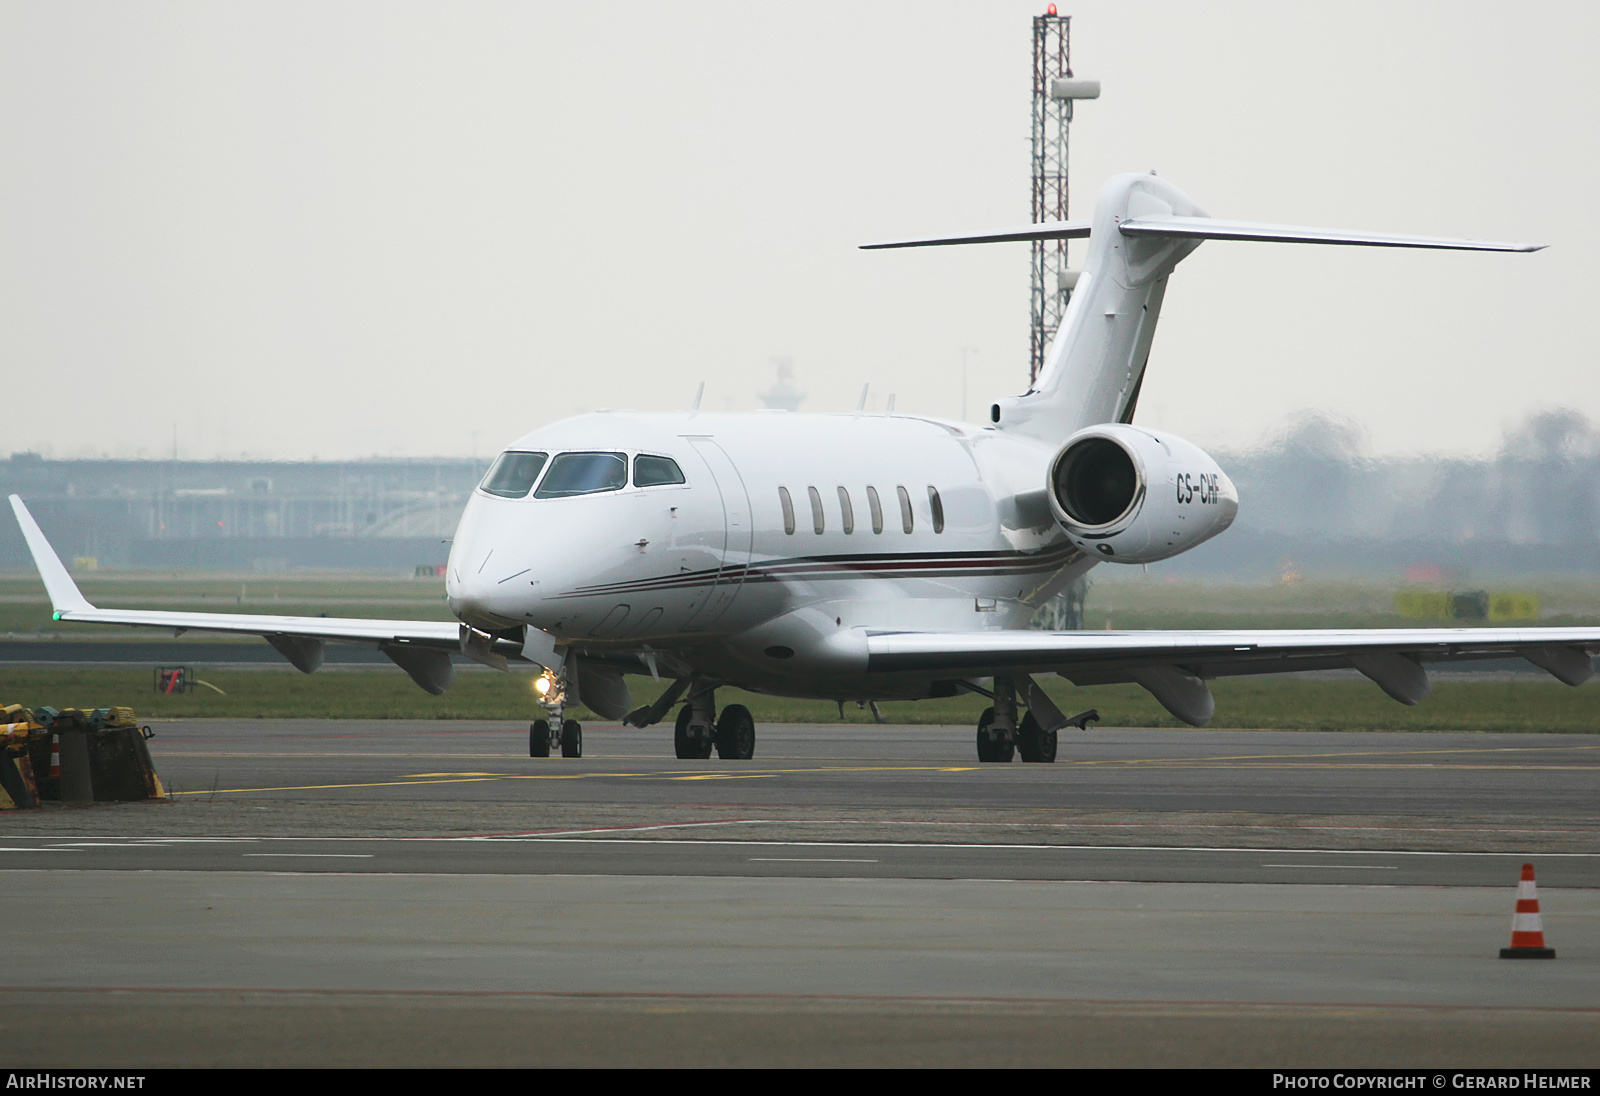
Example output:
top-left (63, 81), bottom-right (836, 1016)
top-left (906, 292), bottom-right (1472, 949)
top-left (2, 2), bottom-right (1593, 462)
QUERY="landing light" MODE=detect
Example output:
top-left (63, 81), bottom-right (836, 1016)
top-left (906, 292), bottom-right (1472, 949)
top-left (533, 672), bottom-right (555, 697)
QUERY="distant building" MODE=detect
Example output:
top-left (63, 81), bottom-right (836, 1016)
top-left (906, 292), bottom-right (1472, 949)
top-left (1, 453), bottom-right (487, 571)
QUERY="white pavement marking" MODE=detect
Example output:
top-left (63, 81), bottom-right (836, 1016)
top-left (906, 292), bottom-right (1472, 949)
top-left (1260, 864), bottom-right (1400, 870)
top-left (0, 844), bottom-right (80, 857)
top-left (242, 854), bottom-right (375, 859)
top-left (749, 858), bottom-right (881, 863)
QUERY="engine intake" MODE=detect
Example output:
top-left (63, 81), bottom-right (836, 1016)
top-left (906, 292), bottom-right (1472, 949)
top-left (1054, 435), bottom-right (1140, 527)
top-left (1048, 424), bottom-right (1238, 564)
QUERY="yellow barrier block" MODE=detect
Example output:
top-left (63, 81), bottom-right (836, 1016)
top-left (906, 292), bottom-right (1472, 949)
top-left (1396, 591), bottom-right (1452, 620)
top-left (1489, 592), bottom-right (1541, 621)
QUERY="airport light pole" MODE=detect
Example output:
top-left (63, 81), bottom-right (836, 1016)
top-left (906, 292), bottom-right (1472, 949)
top-left (1030, 6), bottom-right (1098, 384)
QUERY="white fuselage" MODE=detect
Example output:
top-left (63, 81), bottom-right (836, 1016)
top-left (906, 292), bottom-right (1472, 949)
top-left (445, 409), bottom-right (1093, 700)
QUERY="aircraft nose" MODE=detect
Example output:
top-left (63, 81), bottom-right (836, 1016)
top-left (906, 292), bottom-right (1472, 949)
top-left (446, 515), bottom-right (517, 628)
top-left (448, 565), bottom-right (530, 631)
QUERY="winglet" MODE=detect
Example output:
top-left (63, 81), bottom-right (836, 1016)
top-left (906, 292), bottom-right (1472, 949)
top-left (8, 495), bottom-right (94, 616)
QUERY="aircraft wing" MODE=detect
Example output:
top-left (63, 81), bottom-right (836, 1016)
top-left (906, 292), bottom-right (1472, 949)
top-left (866, 625), bottom-right (1600, 724)
top-left (10, 495), bottom-right (471, 689)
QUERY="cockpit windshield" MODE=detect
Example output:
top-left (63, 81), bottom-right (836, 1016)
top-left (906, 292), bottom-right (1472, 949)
top-left (533, 451), bottom-right (629, 498)
top-left (479, 451), bottom-right (549, 499)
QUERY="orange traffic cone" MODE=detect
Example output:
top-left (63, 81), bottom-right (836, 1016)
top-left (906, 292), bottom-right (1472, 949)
top-left (1499, 862), bottom-right (1556, 959)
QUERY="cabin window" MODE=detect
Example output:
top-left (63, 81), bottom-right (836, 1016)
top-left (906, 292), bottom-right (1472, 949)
top-left (928, 486), bottom-right (945, 533)
top-left (837, 487), bottom-right (854, 534)
top-left (779, 487), bottom-right (795, 535)
top-left (897, 485), bottom-right (914, 533)
top-left (807, 486), bottom-right (825, 534)
top-left (866, 486), bottom-right (883, 534)
top-left (633, 455), bottom-right (686, 487)
top-left (533, 452), bottom-right (628, 498)
top-left (480, 451), bottom-right (549, 499)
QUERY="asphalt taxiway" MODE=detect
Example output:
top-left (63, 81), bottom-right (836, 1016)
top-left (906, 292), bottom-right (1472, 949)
top-left (8, 719), bottom-right (1600, 1067)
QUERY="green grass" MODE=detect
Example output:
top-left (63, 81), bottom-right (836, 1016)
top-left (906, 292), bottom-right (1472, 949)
top-left (1, 667), bottom-right (1596, 732)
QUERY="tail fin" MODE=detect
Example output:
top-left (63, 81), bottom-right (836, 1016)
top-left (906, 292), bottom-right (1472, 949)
top-left (865, 173), bottom-right (1543, 442)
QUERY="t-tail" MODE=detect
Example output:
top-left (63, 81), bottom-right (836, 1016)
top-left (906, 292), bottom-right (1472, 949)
top-left (864, 172), bottom-right (1543, 443)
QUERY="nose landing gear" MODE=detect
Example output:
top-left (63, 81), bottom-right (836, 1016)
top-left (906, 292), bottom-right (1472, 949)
top-left (529, 716), bottom-right (585, 758)
top-left (529, 668), bottom-right (583, 758)
top-left (559, 719), bottom-right (582, 758)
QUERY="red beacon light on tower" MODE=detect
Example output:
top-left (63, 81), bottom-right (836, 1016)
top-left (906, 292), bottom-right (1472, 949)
top-left (1047, 4), bottom-right (1058, 14)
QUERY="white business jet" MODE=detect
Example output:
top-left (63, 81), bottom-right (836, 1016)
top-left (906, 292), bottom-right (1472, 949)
top-left (12, 173), bottom-right (1598, 762)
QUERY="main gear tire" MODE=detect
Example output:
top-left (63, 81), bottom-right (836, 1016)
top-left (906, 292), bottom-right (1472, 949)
top-left (714, 704), bottom-right (756, 760)
top-left (1019, 711), bottom-right (1058, 763)
top-left (673, 705), bottom-right (714, 760)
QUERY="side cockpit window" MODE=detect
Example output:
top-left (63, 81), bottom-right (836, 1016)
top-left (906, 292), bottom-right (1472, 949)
top-left (479, 451), bottom-right (549, 499)
top-left (634, 455), bottom-right (686, 487)
top-left (534, 452), bottom-right (628, 498)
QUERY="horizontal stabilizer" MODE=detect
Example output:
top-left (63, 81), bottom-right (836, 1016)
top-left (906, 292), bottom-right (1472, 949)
top-left (1118, 215), bottom-right (1545, 252)
top-left (862, 216), bottom-right (1542, 253)
top-left (861, 220), bottom-right (1092, 250)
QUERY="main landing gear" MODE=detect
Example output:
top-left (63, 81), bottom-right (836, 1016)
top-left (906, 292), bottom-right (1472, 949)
top-left (673, 685), bottom-right (755, 760)
top-left (972, 676), bottom-right (1097, 764)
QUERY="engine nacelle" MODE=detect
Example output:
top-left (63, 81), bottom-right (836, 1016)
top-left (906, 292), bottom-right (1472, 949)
top-left (1047, 424), bottom-right (1238, 564)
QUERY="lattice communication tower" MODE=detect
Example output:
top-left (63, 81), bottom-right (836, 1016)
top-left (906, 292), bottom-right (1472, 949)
top-left (1030, 9), bottom-right (1075, 384)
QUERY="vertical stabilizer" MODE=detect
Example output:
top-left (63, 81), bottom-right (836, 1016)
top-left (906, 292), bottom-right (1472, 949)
top-left (994, 173), bottom-right (1207, 442)
top-left (862, 176), bottom-right (1539, 443)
